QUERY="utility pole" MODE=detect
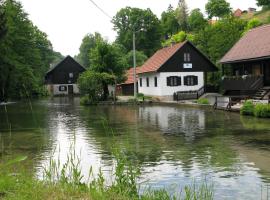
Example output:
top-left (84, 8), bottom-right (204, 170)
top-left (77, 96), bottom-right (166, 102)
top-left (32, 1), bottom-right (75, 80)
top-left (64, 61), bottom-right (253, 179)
top-left (133, 31), bottom-right (137, 98)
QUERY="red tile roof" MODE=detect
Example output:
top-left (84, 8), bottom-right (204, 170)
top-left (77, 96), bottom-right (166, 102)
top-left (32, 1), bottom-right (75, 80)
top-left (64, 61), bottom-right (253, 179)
top-left (220, 24), bottom-right (270, 64)
top-left (138, 41), bottom-right (187, 74)
top-left (120, 67), bottom-right (143, 85)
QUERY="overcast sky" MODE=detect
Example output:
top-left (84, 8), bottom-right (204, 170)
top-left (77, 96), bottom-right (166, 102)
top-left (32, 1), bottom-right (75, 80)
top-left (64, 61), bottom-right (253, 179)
top-left (19, 0), bottom-right (258, 56)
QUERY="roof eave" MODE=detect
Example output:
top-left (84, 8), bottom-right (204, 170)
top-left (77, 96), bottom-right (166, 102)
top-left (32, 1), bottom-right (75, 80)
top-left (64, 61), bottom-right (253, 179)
top-left (220, 55), bottom-right (270, 64)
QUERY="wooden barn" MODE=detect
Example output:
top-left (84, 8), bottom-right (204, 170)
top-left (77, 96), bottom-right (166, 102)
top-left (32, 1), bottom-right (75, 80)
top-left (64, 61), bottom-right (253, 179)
top-left (45, 56), bottom-right (86, 96)
top-left (116, 67), bottom-right (138, 96)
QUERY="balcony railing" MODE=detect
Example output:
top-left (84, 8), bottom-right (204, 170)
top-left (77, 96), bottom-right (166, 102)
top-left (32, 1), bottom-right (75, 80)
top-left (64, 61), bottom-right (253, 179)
top-left (222, 75), bottom-right (264, 92)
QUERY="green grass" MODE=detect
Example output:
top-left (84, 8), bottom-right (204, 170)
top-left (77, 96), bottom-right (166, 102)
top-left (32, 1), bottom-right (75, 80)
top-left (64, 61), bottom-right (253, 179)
top-left (240, 8), bottom-right (270, 23)
top-left (197, 98), bottom-right (209, 105)
top-left (0, 149), bottom-right (214, 200)
top-left (240, 100), bottom-right (255, 116)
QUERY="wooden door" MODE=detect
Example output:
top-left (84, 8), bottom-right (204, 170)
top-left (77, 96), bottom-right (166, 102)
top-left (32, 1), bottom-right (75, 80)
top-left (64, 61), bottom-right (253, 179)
top-left (68, 85), bottom-right (74, 95)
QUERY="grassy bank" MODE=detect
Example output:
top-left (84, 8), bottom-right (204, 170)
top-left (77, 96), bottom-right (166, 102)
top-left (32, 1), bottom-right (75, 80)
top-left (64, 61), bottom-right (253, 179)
top-left (0, 150), bottom-right (214, 200)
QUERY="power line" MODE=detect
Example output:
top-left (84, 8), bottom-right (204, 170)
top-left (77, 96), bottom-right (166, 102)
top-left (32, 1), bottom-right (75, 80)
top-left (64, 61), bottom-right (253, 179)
top-left (87, 0), bottom-right (113, 20)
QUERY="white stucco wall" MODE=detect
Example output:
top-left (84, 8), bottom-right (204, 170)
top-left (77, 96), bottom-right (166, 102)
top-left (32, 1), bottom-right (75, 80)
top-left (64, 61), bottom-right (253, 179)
top-left (47, 84), bottom-right (80, 95)
top-left (138, 72), bottom-right (204, 97)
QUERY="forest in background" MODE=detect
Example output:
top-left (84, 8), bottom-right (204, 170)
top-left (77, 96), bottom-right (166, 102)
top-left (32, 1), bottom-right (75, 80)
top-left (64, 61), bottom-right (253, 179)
top-left (1, 0), bottom-right (270, 101)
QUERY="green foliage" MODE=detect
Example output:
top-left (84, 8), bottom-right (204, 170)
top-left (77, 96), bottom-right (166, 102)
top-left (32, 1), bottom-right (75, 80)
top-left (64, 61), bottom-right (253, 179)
top-left (197, 98), bottom-right (209, 105)
top-left (78, 70), bottom-right (115, 103)
top-left (256, 0), bottom-right (270, 6)
top-left (124, 50), bottom-right (148, 67)
top-left (205, 0), bottom-right (231, 19)
top-left (0, 0), bottom-right (61, 101)
top-left (240, 100), bottom-right (255, 116)
top-left (254, 104), bottom-right (270, 118)
top-left (0, 0), bottom-right (7, 40)
top-left (188, 9), bottom-right (207, 32)
top-left (112, 7), bottom-right (162, 57)
top-left (244, 18), bottom-right (263, 33)
top-left (76, 32), bottom-right (102, 68)
top-left (175, 0), bottom-right (189, 31)
top-left (160, 5), bottom-right (179, 38)
top-left (162, 31), bottom-right (194, 47)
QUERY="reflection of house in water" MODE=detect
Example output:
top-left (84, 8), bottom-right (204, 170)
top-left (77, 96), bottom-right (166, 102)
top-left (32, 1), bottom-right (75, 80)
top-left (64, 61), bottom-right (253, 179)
top-left (139, 106), bottom-right (205, 140)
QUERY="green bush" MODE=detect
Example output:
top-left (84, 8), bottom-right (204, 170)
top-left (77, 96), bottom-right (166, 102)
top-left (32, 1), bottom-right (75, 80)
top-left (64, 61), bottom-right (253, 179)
top-left (254, 104), bottom-right (270, 118)
top-left (240, 100), bottom-right (254, 116)
top-left (80, 95), bottom-right (97, 105)
top-left (197, 98), bottom-right (209, 105)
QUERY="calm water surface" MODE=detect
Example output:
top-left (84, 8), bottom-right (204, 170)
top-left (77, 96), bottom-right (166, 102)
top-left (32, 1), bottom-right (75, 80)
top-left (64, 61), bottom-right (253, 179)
top-left (0, 97), bottom-right (270, 199)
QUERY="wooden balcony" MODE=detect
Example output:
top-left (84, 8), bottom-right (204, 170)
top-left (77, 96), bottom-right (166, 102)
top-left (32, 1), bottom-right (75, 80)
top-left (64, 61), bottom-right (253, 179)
top-left (222, 75), bottom-right (264, 95)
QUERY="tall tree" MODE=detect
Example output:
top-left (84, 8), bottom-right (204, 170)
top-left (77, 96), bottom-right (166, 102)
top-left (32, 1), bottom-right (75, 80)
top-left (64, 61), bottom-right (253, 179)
top-left (0, 0), bottom-right (7, 40)
top-left (205, 0), bottom-right (231, 19)
top-left (124, 50), bottom-right (148, 67)
top-left (76, 32), bottom-right (102, 68)
top-left (90, 40), bottom-right (127, 99)
top-left (188, 9), bottom-right (207, 32)
top-left (175, 0), bottom-right (189, 31)
top-left (112, 7), bottom-right (162, 57)
top-left (256, 0), bottom-right (270, 6)
top-left (160, 5), bottom-right (179, 39)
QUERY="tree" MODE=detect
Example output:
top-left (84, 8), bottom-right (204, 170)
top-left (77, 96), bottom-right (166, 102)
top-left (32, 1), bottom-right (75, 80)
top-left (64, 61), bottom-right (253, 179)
top-left (112, 7), bottom-right (162, 57)
top-left (76, 32), bottom-right (102, 68)
top-left (160, 5), bottom-right (179, 38)
top-left (244, 18), bottom-right (262, 32)
top-left (0, 0), bottom-right (7, 40)
top-left (0, 0), bottom-right (58, 101)
top-left (124, 50), bottom-right (148, 67)
top-left (90, 40), bottom-right (127, 99)
top-left (205, 0), bottom-right (231, 19)
top-left (162, 31), bottom-right (194, 47)
top-left (256, 0), bottom-right (270, 6)
top-left (175, 0), bottom-right (189, 31)
top-left (188, 9), bottom-right (207, 32)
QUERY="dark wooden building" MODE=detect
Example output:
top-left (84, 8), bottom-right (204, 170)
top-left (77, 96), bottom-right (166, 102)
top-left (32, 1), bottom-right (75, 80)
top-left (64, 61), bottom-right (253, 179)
top-left (116, 67), bottom-right (138, 96)
top-left (220, 24), bottom-right (270, 99)
top-left (45, 56), bottom-right (86, 95)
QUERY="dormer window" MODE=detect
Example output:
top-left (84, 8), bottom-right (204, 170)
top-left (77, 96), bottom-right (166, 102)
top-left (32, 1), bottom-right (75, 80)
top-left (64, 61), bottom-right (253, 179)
top-left (69, 73), bottom-right (74, 78)
top-left (184, 53), bottom-right (191, 62)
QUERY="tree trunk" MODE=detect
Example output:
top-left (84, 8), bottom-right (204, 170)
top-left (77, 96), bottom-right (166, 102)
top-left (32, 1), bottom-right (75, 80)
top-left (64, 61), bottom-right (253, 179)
top-left (103, 83), bottom-right (109, 101)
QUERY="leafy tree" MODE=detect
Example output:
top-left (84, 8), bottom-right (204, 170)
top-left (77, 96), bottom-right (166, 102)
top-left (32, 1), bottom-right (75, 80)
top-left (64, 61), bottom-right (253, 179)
top-left (162, 31), bottom-right (194, 47)
top-left (124, 51), bottom-right (148, 67)
top-left (256, 0), bottom-right (270, 6)
top-left (90, 40), bottom-right (127, 99)
top-left (244, 18), bottom-right (262, 32)
top-left (78, 70), bottom-right (115, 103)
top-left (205, 0), bottom-right (231, 19)
top-left (160, 5), bottom-right (179, 38)
top-left (0, 0), bottom-right (58, 101)
top-left (188, 9), bottom-right (207, 32)
top-left (0, 0), bottom-right (7, 40)
top-left (175, 0), bottom-right (189, 31)
top-left (76, 32), bottom-right (102, 68)
top-left (112, 7), bottom-right (162, 57)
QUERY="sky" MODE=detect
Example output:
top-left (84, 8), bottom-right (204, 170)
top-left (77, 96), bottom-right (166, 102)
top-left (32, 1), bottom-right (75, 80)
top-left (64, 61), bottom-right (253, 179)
top-left (19, 0), bottom-right (258, 56)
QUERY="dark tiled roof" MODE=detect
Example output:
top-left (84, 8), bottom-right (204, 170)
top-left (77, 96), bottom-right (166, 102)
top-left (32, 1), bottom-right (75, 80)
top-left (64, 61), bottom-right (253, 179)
top-left (220, 24), bottom-right (270, 64)
top-left (138, 41), bottom-right (187, 74)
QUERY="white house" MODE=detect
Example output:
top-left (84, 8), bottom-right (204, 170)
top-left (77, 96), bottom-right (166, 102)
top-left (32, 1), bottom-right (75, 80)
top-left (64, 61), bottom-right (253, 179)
top-left (137, 41), bottom-right (217, 101)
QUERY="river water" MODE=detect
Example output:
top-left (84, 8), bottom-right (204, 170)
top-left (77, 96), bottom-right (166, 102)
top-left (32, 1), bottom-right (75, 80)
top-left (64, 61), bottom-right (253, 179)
top-left (0, 97), bottom-right (270, 199)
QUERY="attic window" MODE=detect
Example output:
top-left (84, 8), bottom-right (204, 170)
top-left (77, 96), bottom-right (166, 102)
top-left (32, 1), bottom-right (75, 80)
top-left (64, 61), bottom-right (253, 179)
top-left (69, 73), bottom-right (74, 78)
top-left (184, 53), bottom-right (191, 62)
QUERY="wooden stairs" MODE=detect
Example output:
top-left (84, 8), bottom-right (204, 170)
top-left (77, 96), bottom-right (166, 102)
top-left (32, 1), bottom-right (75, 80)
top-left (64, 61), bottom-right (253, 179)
top-left (252, 87), bottom-right (270, 100)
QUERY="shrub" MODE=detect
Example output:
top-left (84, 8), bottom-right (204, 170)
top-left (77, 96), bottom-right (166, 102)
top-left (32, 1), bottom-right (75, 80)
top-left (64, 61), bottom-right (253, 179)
top-left (197, 98), bottom-right (209, 105)
top-left (254, 104), bottom-right (270, 118)
top-left (240, 100), bottom-right (254, 116)
top-left (80, 95), bottom-right (97, 105)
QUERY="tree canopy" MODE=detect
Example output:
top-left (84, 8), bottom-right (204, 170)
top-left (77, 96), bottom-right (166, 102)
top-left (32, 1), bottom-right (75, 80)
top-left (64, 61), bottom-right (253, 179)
top-left (160, 5), bottom-right (179, 39)
top-left (75, 32), bottom-right (102, 68)
top-left (112, 7), bottom-right (162, 57)
top-left (175, 0), bottom-right (189, 31)
top-left (256, 0), bottom-right (270, 6)
top-left (0, 0), bottom-right (61, 101)
top-left (205, 0), bottom-right (231, 19)
top-left (188, 9), bottom-right (207, 32)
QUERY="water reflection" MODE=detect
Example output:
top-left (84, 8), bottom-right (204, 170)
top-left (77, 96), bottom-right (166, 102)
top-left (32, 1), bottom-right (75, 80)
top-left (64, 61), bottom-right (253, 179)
top-left (0, 98), bottom-right (270, 199)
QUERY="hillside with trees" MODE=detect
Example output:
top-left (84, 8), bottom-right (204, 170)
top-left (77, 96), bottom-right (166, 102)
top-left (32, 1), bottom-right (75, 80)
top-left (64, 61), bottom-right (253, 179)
top-left (0, 0), bottom-right (63, 101)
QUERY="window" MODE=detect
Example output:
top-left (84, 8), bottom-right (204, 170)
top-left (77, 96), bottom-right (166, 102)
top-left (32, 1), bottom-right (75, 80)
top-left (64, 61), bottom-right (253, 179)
top-left (59, 86), bottom-right (67, 91)
top-left (140, 78), bottom-right (142, 87)
top-left (184, 53), bottom-right (191, 62)
top-left (154, 77), bottom-right (158, 87)
top-left (69, 73), bottom-right (74, 78)
top-left (146, 77), bottom-right (149, 87)
top-left (184, 76), bottom-right (198, 86)
top-left (167, 76), bottom-right (181, 87)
